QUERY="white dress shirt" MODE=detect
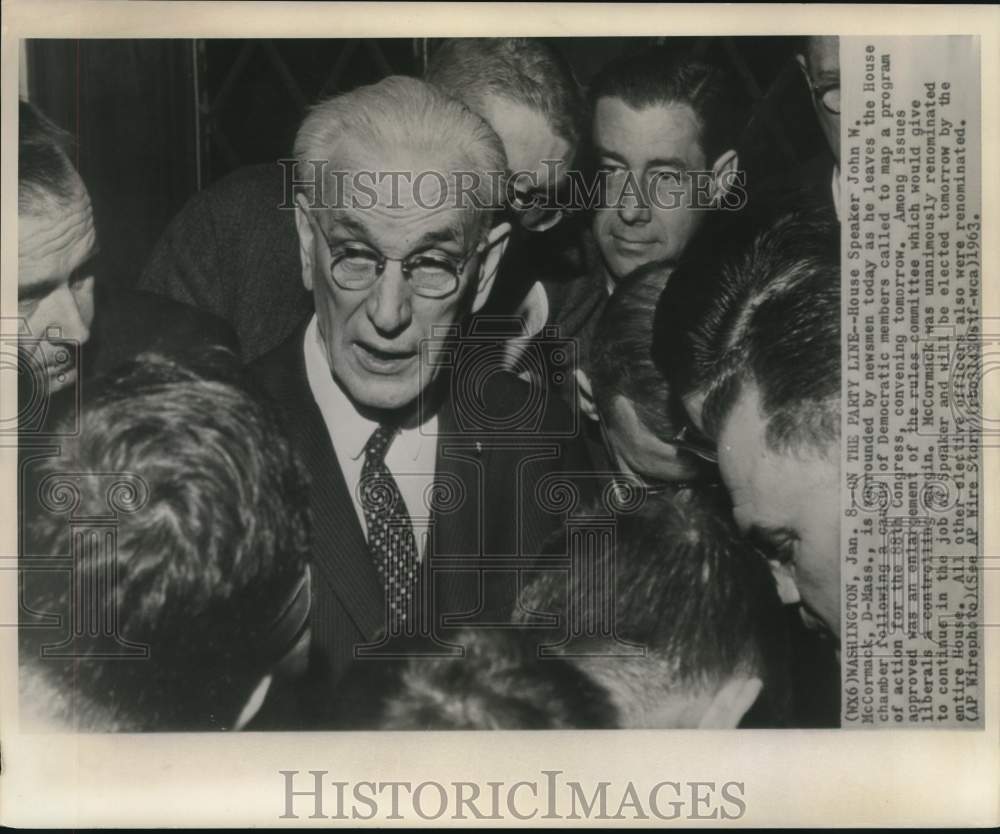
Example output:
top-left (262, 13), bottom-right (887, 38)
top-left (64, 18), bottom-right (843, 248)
top-left (303, 316), bottom-right (438, 559)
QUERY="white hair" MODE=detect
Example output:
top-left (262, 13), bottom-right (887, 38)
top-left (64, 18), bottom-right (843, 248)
top-left (293, 75), bottom-right (507, 215)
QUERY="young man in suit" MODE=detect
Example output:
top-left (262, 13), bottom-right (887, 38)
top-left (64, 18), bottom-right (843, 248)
top-left (250, 76), bottom-right (588, 723)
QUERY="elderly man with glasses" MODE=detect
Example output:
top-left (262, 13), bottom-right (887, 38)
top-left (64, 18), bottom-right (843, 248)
top-left (139, 38), bottom-right (586, 366)
top-left (248, 76), bottom-right (588, 724)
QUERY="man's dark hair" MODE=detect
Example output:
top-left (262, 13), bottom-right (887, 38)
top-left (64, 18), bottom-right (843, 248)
top-left (670, 208), bottom-right (840, 452)
top-left (653, 211), bottom-right (761, 405)
top-left (330, 628), bottom-right (618, 730)
top-left (589, 48), bottom-right (748, 163)
top-left (426, 38), bottom-right (584, 156)
top-left (21, 350), bottom-right (311, 731)
top-left (516, 489), bottom-right (790, 724)
top-left (588, 261), bottom-right (687, 443)
top-left (19, 98), bottom-right (78, 211)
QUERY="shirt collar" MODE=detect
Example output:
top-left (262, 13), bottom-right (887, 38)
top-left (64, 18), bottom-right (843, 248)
top-left (303, 315), bottom-right (434, 463)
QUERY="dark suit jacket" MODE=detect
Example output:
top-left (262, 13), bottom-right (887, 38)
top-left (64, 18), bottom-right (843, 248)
top-left (249, 322), bottom-right (591, 725)
top-left (138, 163), bottom-right (311, 363)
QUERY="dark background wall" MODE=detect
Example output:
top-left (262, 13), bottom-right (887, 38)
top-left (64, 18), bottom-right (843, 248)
top-left (25, 37), bottom-right (827, 291)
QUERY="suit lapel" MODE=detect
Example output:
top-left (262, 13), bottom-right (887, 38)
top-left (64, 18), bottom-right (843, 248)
top-left (431, 392), bottom-right (487, 618)
top-left (280, 332), bottom-right (386, 641)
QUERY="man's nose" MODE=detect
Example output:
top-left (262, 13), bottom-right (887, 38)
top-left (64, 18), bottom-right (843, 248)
top-left (365, 264), bottom-right (412, 336)
top-left (617, 182), bottom-right (651, 226)
top-left (46, 283), bottom-right (93, 346)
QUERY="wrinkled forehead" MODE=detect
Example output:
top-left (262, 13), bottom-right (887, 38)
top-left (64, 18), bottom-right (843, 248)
top-left (718, 386), bottom-right (838, 533)
top-left (325, 141), bottom-right (494, 246)
top-left (715, 385), bottom-right (799, 536)
top-left (19, 176), bottom-right (97, 274)
top-left (593, 97), bottom-right (707, 165)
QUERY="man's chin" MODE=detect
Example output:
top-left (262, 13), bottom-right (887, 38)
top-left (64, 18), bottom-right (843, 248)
top-left (341, 373), bottom-right (422, 415)
top-left (601, 250), bottom-right (661, 285)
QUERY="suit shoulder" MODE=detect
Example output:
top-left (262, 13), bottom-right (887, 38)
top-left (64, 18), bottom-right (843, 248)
top-left (474, 368), bottom-right (577, 435)
top-left (247, 325), bottom-right (308, 396)
top-left (203, 163), bottom-right (289, 207)
top-left (89, 289), bottom-right (239, 375)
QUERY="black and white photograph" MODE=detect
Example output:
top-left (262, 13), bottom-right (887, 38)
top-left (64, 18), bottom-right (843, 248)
top-left (1, 1), bottom-right (995, 828)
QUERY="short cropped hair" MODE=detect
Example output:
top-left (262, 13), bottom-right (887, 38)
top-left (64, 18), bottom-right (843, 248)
top-left (516, 489), bottom-right (789, 724)
top-left (677, 209), bottom-right (840, 453)
top-left (653, 212), bottom-right (759, 405)
top-left (589, 48), bottom-right (748, 163)
top-left (588, 261), bottom-right (685, 442)
top-left (19, 98), bottom-right (78, 212)
top-left (293, 75), bottom-right (507, 214)
top-left (22, 350), bottom-right (311, 731)
top-left (426, 38), bottom-right (584, 154)
top-left (330, 629), bottom-right (617, 729)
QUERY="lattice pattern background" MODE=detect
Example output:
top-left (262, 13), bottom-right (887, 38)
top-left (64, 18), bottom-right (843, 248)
top-left (197, 37), bottom-right (827, 187)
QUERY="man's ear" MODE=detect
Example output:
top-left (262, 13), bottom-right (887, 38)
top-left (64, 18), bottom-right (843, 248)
top-left (709, 149), bottom-right (740, 206)
top-left (575, 369), bottom-right (600, 422)
top-left (471, 220), bottom-right (512, 314)
top-left (294, 193), bottom-right (316, 292)
top-left (697, 675), bottom-right (763, 729)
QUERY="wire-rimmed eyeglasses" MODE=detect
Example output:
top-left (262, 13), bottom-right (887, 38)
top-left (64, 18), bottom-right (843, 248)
top-left (309, 213), bottom-right (483, 300)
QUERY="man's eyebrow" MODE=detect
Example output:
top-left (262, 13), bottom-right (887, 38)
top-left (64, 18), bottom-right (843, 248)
top-left (409, 224), bottom-right (467, 253)
top-left (646, 157), bottom-right (690, 171)
top-left (329, 215), bottom-right (467, 252)
top-left (595, 147), bottom-right (627, 165)
top-left (18, 275), bottom-right (62, 302)
top-left (328, 214), bottom-right (372, 240)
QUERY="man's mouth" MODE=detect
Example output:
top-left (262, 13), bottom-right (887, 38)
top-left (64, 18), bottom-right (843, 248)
top-left (353, 342), bottom-right (417, 374)
top-left (611, 234), bottom-right (658, 253)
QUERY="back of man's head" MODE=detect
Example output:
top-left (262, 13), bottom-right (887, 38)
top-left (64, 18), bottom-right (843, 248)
top-left (588, 261), bottom-right (687, 444)
top-left (589, 47), bottom-right (747, 164)
top-left (293, 74), bottom-right (507, 216)
top-left (22, 350), bottom-right (311, 731)
top-left (426, 38), bottom-right (583, 157)
top-left (688, 208), bottom-right (840, 453)
top-left (516, 489), bottom-right (789, 727)
top-left (19, 98), bottom-right (79, 213)
top-left (331, 628), bottom-right (618, 729)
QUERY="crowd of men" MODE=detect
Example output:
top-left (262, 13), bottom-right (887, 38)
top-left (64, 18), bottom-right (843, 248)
top-left (17, 36), bottom-right (843, 731)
